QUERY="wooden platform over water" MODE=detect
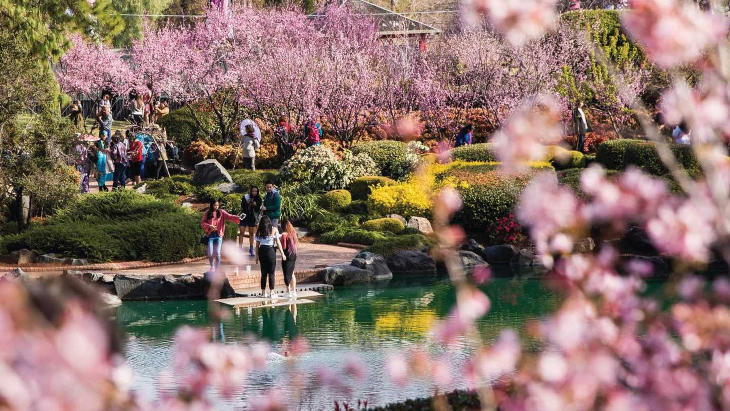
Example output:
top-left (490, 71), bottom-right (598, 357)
top-left (233, 283), bottom-right (333, 296)
top-left (217, 286), bottom-right (330, 308)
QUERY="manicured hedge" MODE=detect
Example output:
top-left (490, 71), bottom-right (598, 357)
top-left (450, 143), bottom-right (496, 162)
top-left (595, 139), bottom-right (700, 176)
top-left (361, 218), bottom-right (404, 234)
top-left (144, 175), bottom-right (195, 200)
top-left (157, 107), bottom-right (213, 151)
top-left (319, 229), bottom-right (391, 246)
top-left (344, 200), bottom-right (369, 215)
top-left (366, 234), bottom-right (437, 257)
top-left (351, 141), bottom-right (407, 178)
top-left (545, 145), bottom-right (586, 169)
top-left (1, 191), bottom-right (204, 262)
top-left (229, 170), bottom-right (280, 192)
top-left (455, 171), bottom-right (537, 232)
top-left (349, 176), bottom-right (396, 200)
top-left (308, 211), bottom-right (356, 235)
top-left (320, 190), bottom-right (352, 212)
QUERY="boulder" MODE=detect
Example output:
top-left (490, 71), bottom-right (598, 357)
top-left (70, 258), bottom-right (88, 266)
top-left (192, 159), bottom-right (233, 185)
top-left (100, 293), bottom-right (123, 307)
top-left (135, 183), bottom-right (147, 194)
top-left (462, 239), bottom-right (486, 258)
top-left (9, 249), bottom-right (36, 265)
top-left (113, 274), bottom-right (235, 300)
top-left (2, 268), bottom-right (30, 281)
top-left (481, 245), bottom-right (519, 265)
top-left (386, 250), bottom-right (437, 277)
top-left (386, 214), bottom-right (407, 225)
top-left (65, 270), bottom-right (115, 294)
top-left (217, 182), bottom-right (241, 194)
top-left (324, 264), bottom-right (384, 286)
top-left (510, 249), bottom-right (537, 268)
top-left (36, 253), bottom-right (64, 264)
top-left (351, 251), bottom-right (393, 281)
top-left (406, 217), bottom-right (433, 234)
top-left (459, 250), bottom-right (488, 272)
top-left (181, 202), bottom-right (193, 209)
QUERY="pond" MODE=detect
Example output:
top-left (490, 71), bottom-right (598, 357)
top-left (115, 278), bottom-right (564, 409)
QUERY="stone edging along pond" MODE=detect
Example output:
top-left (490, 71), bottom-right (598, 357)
top-left (0, 256), bottom-right (208, 272)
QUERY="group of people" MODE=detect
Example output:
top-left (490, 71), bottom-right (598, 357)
top-left (201, 182), bottom-right (299, 299)
top-left (73, 129), bottom-right (174, 193)
top-left (68, 92), bottom-right (171, 137)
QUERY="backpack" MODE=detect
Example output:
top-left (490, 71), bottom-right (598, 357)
top-left (307, 123), bottom-right (320, 144)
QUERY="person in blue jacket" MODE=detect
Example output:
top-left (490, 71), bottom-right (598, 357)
top-left (455, 124), bottom-right (473, 147)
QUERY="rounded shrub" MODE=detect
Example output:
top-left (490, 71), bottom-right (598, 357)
top-left (361, 217), bottom-right (405, 234)
top-left (351, 141), bottom-right (405, 176)
top-left (157, 108), bottom-right (213, 151)
top-left (595, 139), bottom-right (700, 176)
top-left (319, 229), bottom-right (391, 246)
top-left (351, 140), bottom-right (426, 180)
top-left (1, 191), bottom-right (205, 262)
top-left (366, 234), bottom-right (438, 257)
top-left (308, 211), bottom-right (355, 234)
top-left (455, 173), bottom-right (535, 232)
top-left (345, 200), bottom-right (369, 216)
top-left (350, 176), bottom-right (397, 200)
top-left (320, 190), bottom-right (352, 212)
top-left (368, 181), bottom-right (431, 219)
top-left (451, 143), bottom-right (496, 162)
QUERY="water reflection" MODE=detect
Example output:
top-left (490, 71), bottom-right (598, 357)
top-left (115, 278), bottom-right (562, 408)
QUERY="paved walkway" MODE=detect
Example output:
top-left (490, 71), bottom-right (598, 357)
top-left (117, 242), bottom-right (356, 277)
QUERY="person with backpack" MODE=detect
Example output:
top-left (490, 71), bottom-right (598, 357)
top-left (240, 124), bottom-right (260, 170)
top-left (304, 118), bottom-right (321, 148)
top-left (261, 180), bottom-right (282, 229)
top-left (110, 131), bottom-right (129, 190)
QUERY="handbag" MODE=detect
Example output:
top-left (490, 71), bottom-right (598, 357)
top-left (200, 235), bottom-right (209, 245)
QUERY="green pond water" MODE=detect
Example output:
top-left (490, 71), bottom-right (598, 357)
top-left (114, 278), bottom-right (564, 409)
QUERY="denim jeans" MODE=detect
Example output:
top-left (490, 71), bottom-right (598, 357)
top-left (113, 163), bottom-right (127, 188)
top-left (207, 233), bottom-right (223, 270)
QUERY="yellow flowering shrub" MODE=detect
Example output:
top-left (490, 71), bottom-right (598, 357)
top-left (368, 170), bottom-right (433, 219)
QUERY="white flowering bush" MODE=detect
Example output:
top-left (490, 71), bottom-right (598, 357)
top-left (352, 140), bottom-right (429, 181)
top-left (279, 145), bottom-right (378, 192)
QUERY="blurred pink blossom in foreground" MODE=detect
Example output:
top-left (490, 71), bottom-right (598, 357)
top-left (492, 97), bottom-right (564, 174)
top-left (623, 0), bottom-right (728, 67)
top-left (463, 0), bottom-right (558, 46)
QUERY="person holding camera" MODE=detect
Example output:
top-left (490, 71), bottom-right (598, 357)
top-left (239, 185), bottom-right (263, 257)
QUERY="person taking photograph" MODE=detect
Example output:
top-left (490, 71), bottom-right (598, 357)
top-left (201, 200), bottom-right (241, 273)
top-left (239, 186), bottom-right (263, 257)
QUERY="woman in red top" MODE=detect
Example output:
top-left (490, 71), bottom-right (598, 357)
top-left (127, 132), bottom-right (144, 185)
top-left (201, 200), bottom-right (241, 272)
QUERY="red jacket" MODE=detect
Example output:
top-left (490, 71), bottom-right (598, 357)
top-left (200, 209), bottom-right (240, 237)
top-left (129, 140), bottom-right (144, 163)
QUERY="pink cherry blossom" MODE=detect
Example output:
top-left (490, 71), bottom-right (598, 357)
top-left (492, 97), bottom-right (564, 174)
top-left (463, 0), bottom-right (559, 46)
top-left (622, 0), bottom-right (727, 67)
